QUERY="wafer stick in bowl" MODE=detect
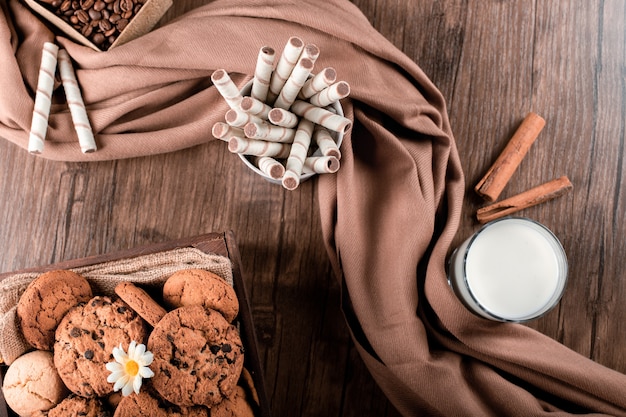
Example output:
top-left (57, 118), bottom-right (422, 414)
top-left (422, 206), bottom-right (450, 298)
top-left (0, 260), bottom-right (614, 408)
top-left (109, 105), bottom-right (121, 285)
top-left (299, 67), bottom-right (337, 99)
top-left (57, 49), bottom-right (96, 153)
top-left (240, 96), bottom-right (272, 120)
top-left (302, 156), bottom-right (340, 174)
top-left (267, 36), bottom-right (304, 104)
top-left (273, 57), bottom-right (314, 110)
top-left (301, 44), bottom-right (320, 63)
top-left (291, 100), bottom-right (352, 134)
top-left (268, 108), bottom-right (299, 128)
top-left (251, 46), bottom-right (275, 103)
top-left (244, 122), bottom-right (295, 143)
top-left (28, 42), bottom-right (59, 155)
top-left (313, 125), bottom-right (341, 159)
top-left (212, 122), bottom-right (245, 141)
top-left (228, 136), bottom-right (291, 159)
top-left (282, 118), bottom-right (314, 190)
top-left (211, 69), bottom-right (244, 110)
top-left (225, 108), bottom-right (263, 128)
top-left (308, 81), bottom-right (351, 107)
top-left (252, 156), bottom-right (285, 180)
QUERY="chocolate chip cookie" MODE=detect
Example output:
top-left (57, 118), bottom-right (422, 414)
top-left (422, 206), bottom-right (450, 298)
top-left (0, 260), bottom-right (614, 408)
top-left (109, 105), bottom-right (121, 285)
top-left (113, 390), bottom-right (209, 417)
top-left (147, 305), bottom-right (244, 408)
top-left (114, 281), bottom-right (167, 327)
top-left (162, 269), bottom-right (239, 322)
top-left (54, 296), bottom-right (148, 397)
top-left (46, 394), bottom-right (111, 417)
top-left (17, 270), bottom-right (93, 350)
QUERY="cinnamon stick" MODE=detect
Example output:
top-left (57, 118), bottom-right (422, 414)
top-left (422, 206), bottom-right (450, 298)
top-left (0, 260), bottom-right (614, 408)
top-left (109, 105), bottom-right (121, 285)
top-left (475, 112), bottom-right (546, 202)
top-left (476, 176), bottom-right (573, 223)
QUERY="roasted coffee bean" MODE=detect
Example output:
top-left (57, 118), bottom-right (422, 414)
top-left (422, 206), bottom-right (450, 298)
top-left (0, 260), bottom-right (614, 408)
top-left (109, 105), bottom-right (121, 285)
top-left (120, 0), bottom-right (132, 12)
top-left (81, 23), bottom-right (93, 37)
top-left (116, 18), bottom-right (128, 31)
top-left (75, 9), bottom-right (89, 23)
top-left (80, 0), bottom-right (94, 9)
top-left (94, 0), bottom-right (106, 11)
top-left (109, 13), bottom-right (121, 22)
top-left (98, 19), bottom-right (111, 31)
top-left (88, 9), bottom-right (101, 19)
top-left (92, 33), bottom-right (105, 45)
top-left (59, 0), bottom-right (71, 12)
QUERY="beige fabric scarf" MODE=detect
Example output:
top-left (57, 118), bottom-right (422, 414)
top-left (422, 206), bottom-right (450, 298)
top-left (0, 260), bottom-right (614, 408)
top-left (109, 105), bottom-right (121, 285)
top-left (1, 0), bottom-right (625, 415)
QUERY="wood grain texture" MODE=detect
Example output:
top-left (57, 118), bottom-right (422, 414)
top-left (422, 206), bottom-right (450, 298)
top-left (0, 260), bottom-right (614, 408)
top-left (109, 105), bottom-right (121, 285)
top-left (1, 0), bottom-right (625, 415)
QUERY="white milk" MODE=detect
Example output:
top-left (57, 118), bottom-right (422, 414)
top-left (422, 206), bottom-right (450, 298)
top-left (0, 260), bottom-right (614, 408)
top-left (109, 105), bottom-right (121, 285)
top-left (448, 217), bottom-right (567, 322)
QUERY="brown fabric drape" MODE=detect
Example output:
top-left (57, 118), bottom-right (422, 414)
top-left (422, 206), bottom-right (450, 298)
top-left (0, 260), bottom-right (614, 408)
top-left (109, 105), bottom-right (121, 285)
top-left (2, 0), bottom-right (625, 415)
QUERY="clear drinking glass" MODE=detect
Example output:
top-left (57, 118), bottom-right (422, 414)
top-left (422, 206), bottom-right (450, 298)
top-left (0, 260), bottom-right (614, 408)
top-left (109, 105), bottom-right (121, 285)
top-left (447, 217), bottom-right (568, 322)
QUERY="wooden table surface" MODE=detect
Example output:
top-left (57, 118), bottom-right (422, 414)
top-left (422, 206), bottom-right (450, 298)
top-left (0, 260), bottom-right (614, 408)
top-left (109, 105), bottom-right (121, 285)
top-left (1, 1), bottom-right (625, 416)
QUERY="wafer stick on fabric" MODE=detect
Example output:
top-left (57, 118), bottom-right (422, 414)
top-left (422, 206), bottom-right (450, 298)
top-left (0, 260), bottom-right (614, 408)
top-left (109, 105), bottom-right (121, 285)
top-left (267, 36), bottom-right (304, 104)
top-left (273, 57), bottom-right (314, 110)
top-left (476, 176), bottom-right (573, 223)
top-left (291, 100), bottom-right (352, 134)
top-left (212, 122), bottom-right (245, 141)
top-left (308, 81), bottom-right (350, 107)
top-left (225, 108), bottom-right (262, 127)
top-left (57, 49), bottom-right (96, 153)
top-left (283, 118), bottom-right (314, 190)
top-left (475, 112), bottom-right (546, 202)
top-left (302, 156), bottom-right (340, 174)
top-left (313, 125), bottom-right (341, 158)
top-left (299, 67), bottom-right (337, 99)
top-left (252, 156), bottom-right (285, 179)
top-left (228, 136), bottom-right (291, 158)
top-left (211, 69), bottom-right (244, 110)
top-left (244, 122), bottom-right (295, 143)
top-left (240, 96), bottom-right (272, 120)
top-left (268, 108), bottom-right (299, 128)
top-left (28, 42), bottom-right (58, 154)
top-left (251, 46), bottom-right (275, 102)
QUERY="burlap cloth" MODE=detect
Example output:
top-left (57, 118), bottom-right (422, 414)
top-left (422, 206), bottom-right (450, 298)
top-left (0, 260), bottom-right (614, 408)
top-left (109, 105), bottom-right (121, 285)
top-left (0, 247), bottom-right (233, 365)
top-left (1, 0), bottom-right (625, 415)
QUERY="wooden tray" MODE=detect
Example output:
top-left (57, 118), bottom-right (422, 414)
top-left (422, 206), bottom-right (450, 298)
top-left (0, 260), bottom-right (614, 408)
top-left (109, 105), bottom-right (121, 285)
top-left (0, 231), bottom-right (271, 417)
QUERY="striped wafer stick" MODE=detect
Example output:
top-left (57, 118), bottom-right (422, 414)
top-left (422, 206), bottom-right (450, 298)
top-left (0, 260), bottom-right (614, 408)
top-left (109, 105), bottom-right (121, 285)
top-left (251, 46), bottom-right (275, 102)
top-left (228, 136), bottom-right (291, 158)
top-left (301, 44), bottom-right (320, 63)
top-left (225, 108), bottom-right (263, 128)
top-left (268, 108), bottom-right (299, 128)
top-left (298, 67), bottom-right (337, 99)
top-left (57, 49), bottom-right (96, 153)
top-left (302, 156), bottom-right (340, 174)
top-left (274, 57), bottom-right (314, 110)
top-left (282, 118), bottom-right (314, 190)
top-left (252, 156), bottom-right (285, 179)
top-left (267, 36), bottom-right (304, 104)
top-left (313, 125), bottom-right (341, 159)
top-left (211, 69), bottom-right (244, 110)
top-left (244, 122), bottom-right (295, 143)
top-left (28, 42), bottom-right (59, 154)
top-left (291, 100), bottom-right (352, 134)
top-left (308, 81), bottom-right (350, 107)
top-left (212, 122), bottom-right (245, 141)
top-left (240, 96), bottom-right (272, 120)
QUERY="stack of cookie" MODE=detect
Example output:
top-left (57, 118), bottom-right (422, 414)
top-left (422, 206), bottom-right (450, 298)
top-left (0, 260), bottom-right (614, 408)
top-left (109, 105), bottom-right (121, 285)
top-left (1, 268), bottom-right (259, 416)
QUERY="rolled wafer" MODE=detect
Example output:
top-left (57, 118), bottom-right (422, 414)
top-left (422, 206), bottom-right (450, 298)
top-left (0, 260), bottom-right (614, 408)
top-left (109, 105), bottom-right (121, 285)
top-left (302, 156), bottom-right (340, 174)
top-left (211, 69), bottom-right (244, 110)
top-left (28, 42), bottom-right (59, 154)
top-left (212, 122), bottom-right (245, 141)
top-left (225, 108), bottom-right (263, 128)
top-left (244, 122), bottom-right (295, 143)
top-left (313, 125), bottom-right (341, 159)
top-left (274, 57), bottom-right (314, 110)
top-left (282, 118), bottom-right (314, 190)
top-left (267, 36), bottom-right (304, 104)
top-left (228, 136), bottom-right (291, 158)
top-left (240, 96), bottom-right (272, 120)
top-left (299, 67), bottom-right (336, 99)
top-left (301, 44), bottom-right (320, 63)
top-left (291, 100), bottom-right (352, 134)
top-left (268, 108), bottom-right (299, 128)
top-left (251, 46), bottom-right (275, 103)
top-left (57, 49), bottom-right (96, 153)
top-left (309, 81), bottom-right (350, 107)
top-left (252, 156), bottom-right (285, 179)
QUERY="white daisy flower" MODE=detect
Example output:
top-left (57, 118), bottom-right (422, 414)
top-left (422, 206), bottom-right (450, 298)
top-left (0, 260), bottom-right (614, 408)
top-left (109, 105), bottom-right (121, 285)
top-left (105, 340), bottom-right (154, 396)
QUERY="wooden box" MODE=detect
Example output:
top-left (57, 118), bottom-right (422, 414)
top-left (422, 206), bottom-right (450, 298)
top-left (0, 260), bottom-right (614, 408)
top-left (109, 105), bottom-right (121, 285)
top-left (0, 232), bottom-right (271, 417)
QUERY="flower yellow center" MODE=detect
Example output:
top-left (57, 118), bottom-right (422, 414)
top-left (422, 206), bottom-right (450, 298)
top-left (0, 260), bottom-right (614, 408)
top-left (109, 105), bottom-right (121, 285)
top-left (125, 360), bottom-right (139, 377)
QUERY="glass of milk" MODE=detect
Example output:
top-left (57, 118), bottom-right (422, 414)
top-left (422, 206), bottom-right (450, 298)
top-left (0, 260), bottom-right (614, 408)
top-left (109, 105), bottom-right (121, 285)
top-left (447, 217), bottom-right (568, 322)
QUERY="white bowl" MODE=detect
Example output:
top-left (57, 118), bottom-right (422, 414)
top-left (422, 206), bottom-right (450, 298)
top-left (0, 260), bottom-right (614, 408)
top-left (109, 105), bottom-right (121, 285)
top-left (236, 79), bottom-right (345, 185)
